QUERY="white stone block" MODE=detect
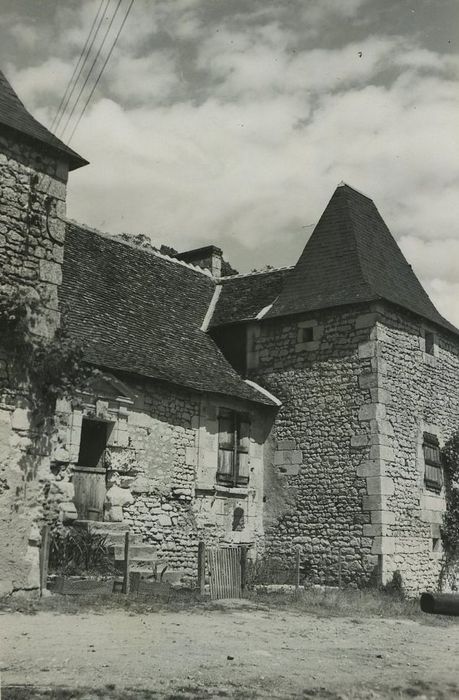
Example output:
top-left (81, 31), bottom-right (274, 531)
top-left (371, 536), bottom-right (395, 554)
top-left (359, 404), bottom-right (386, 421)
top-left (363, 494), bottom-right (388, 511)
top-left (370, 388), bottom-right (392, 405)
top-left (11, 407), bottom-right (30, 431)
top-left (358, 340), bottom-right (378, 359)
top-left (366, 476), bottom-right (395, 496)
top-left (39, 259), bottom-right (62, 285)
top-left (356, 460), bottom-right (382, 478)
top-left (369, 444), bottom-right (394, 461)
top-left (185, 447), bottom-right (197, 466)
top-left (371, 510), bottom-right (396, 524)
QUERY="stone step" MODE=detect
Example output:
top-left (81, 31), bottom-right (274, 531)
top-left (110, 544), bottom-right (156, 561)
top-left (74, 520), bottom-right (142, 546)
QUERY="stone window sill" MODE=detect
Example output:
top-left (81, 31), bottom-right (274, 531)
top-left (195, 483), bottom-right (250, 497)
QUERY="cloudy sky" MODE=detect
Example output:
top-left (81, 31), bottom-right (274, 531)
top-left (1, 0), bottom-right (458, 323)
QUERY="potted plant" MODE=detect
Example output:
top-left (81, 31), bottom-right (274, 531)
top-left (48, 525), bottom-right (116, 595)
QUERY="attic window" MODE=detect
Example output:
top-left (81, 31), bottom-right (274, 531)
top-left (77, 418), bottom-right (109, 469)
top-left (217, 410), bottom-right (250, 487)
top-left (423, 432), bottom-right (442, 493)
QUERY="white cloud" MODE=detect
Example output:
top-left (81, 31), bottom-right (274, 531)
top-left (5, 0), bottom-right (459, 325)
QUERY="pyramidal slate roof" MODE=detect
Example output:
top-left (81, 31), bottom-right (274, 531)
top-left (60, 222), bottom-right (275, 405)
top-left (266, 183), bottom-right (458, 334)
top-left (0, 69), bottom-right (87, 170)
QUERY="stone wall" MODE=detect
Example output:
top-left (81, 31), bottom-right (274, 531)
top-left (371, 305), bottom-right (459, 592)
top-left (246, 301), bottom-right (459, 594)
top-left (0, 130), bottom-right (69, 594)
top-left (52, 375), bottom-right (268, 582)
top-left (247, 306), bottom-right (378, 586)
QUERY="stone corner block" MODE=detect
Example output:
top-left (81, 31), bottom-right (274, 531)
top-left (359, 404), bottom-right (386, 421)
top-left (371, 536), bottom-right (396, 555)
top-left (39, 259), bottom-right (62, 285)
top-left (366, 476), bottom-right (395, 496)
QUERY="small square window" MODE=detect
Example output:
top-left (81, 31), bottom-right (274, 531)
top-left (425, 332), bottom-right (435, 355)
top-left (300, 327), bottom-right (314, 343)
top-left (423, 432), bottom-right (442, 492)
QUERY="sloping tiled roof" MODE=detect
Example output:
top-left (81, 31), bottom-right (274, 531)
top-left (0, 69), bottom-right (87, 171)
top-left (210, 267), bottom-right (291, 327)
top-left (266, 184), bottom-right (459, 335)
top-left (60, 223), bottom-right (274, 405)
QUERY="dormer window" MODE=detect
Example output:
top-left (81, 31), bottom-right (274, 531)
top-left (423, 432), bottom-right (443, 492)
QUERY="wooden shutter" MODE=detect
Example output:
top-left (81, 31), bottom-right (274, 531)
top-left (237, 417), bottom-right (250, 485)
top-left (423, 433), bottom-right (442, 491)
top-left (218, 412), bottom-right (235, 482)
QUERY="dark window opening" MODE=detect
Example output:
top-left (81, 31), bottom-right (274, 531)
top-left (432, 538), bottom-right (441, 553)
top-left (209, 324), bottom-right (247, 375)
top-left (77, 418), bottom-right (109, 468)
top-left (423, 432), bottom-right (442, 492)
top-left (217, 410), bottom-right (250, 487)
top-left (232, 507), bottom-right (245, 531)
top-left (425, 332), bottom-right (435, 355)
top-left (300, 327), bottom-right (314, 343)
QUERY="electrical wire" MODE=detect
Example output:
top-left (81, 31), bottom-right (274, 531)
top-left (57, 0), bottom-right (125, 141)
top-left (50, 0), bottom-right (111, 136)
top-left (67, 0), bottom-right (135, 144)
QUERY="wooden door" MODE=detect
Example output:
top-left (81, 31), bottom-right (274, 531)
top-left (73, 418), bottom-right (109, 520)
top-left (72, 467), bottom-right (106, 520)
top-left (208, 547), bottom-right (242, 600)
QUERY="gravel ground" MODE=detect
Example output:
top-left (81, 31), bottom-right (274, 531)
top-left (2, 600), bottom-right (459, 698)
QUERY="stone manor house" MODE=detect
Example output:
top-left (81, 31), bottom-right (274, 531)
top-left (1, 69), bottom-right (458, 596)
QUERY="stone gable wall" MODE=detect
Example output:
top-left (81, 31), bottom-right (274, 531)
top-left (0, 130), bottom-right (69, 594)
top-left (248, 305), bottom-right (379, 586)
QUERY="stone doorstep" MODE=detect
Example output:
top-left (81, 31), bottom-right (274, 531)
top-left (110, 544), bottom-right (157, 561)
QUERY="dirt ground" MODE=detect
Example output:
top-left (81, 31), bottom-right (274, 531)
top-left (1, 600), bottom-right (459, 699)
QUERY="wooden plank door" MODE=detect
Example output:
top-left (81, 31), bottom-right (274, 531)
top-left (208, 547), bottom-right (242, 600)
top-left (72, 467), bottom-right (106, 520)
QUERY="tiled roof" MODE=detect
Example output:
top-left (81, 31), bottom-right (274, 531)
top-left (266, 184), bottom-right (459, 335)
top-left (0, 69), bottom-right (87, 171)
top-left (210, 267), bottom-right (292, 327)
top-left (60, 223), bottom-right (275, 405)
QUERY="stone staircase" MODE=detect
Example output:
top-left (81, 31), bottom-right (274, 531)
top-left (75, 520), bottom-right (161, 582)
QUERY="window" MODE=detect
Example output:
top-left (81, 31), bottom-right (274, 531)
top-left (232, 507), bottom-right (245, 531)
top-left (217, 410), bottom-right (250, 487)
top-left (423, 432), bottom-right (443, 492)
top-left (425, 332), bottom-right (435, 356)
top-left (77, 418), bottom-right (108, 468)
top-left (299, 327), bottom-right (314, 343)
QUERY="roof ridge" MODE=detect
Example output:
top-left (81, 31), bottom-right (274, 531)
top-left (342, 187), bottom-right (374, 294)
top-left (220, 265), bottom-right (294, 282)
top-left (66, 220), bottom-right (214, 278)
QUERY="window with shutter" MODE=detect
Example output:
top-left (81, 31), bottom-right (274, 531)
top-left (217, 410), bottom-right (251, 487)
top-left (423, 432), bottom-right (443, 492)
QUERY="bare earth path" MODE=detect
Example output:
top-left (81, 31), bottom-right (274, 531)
top-left (1, 603), bottom-right (459, 698)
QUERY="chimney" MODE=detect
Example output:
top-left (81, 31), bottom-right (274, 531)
top-left (175, 245), bottom-right (223, 278)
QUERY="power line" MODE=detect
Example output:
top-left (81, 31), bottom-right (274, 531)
top-left (67, 0), bottom-right (135, 145)
top-left (57, 0), bottom-right (125, 141)
top-left (50, 0), bottom-right (110, 135)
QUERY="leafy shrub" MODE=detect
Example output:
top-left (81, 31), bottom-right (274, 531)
top-left (49, 526), bottom-right (115, 577)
